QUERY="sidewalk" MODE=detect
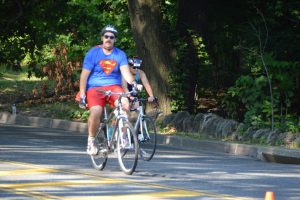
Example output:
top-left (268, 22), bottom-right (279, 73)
top-left (1, 111), bottom-right (300, 165)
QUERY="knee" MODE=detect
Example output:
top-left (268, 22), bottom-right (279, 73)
top-left (122, 102), bottom-right (130, 111)
top-left (89, 106), bottom-right (103, 119)
top-left (120, 98), bottom-right (130, 110)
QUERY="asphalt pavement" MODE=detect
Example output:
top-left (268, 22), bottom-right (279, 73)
top-left (1, 111), bottom-right (300, 165)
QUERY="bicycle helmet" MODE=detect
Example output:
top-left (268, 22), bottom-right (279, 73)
top-left (128, 56), bottom-right (142, 68)
top-left (101, 24), bottom-right (118, 37)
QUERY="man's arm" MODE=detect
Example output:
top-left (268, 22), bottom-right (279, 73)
top-left (121, 76), bottom-right (129, 93)
top-left (139, 69), bottom-right (155, 101)
top-left (120, 65), bottom-right (135, 85)
top-left (77, 68), bottom-right (91, 109)
top-left (79, 69), bottom-right (91, 97)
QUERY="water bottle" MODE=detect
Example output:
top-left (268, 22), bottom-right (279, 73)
top-left (108, 126), bottom-right (113, 141)
top-left (12, 104), bottom-right (16, 115)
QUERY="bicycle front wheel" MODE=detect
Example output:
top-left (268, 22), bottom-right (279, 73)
top-left (138, 116), bottom-right (157, 161)
top-left (90, 127), bottom-right (108, 170)
top-left (116, 118), bottom-right (138, 175)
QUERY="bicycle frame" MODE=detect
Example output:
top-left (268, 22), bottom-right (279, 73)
top-left (133, 99), bottom-right (150, 141)
top-left (130, 97), bottom-right (158, 161)
top-left (101, 93), bottom-right (131, 149)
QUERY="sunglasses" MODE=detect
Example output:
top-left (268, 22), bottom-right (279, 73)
top-left (103, 35), bottom-right (115, 40)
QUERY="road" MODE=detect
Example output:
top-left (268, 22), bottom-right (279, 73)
top-left (0, 123), bottom-right (299, 200)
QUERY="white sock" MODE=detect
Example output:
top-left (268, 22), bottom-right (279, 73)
top-left (88, 136), bottom-right (95, 143)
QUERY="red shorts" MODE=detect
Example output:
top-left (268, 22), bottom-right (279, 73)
top-left (76, 85), bottom-right (124, 109)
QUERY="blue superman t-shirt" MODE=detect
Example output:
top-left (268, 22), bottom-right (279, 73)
top-left (83, 46), bottom-right (128, 90)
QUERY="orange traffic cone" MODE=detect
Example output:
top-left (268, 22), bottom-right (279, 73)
top-left (265, 191), bottom-right (275, 200)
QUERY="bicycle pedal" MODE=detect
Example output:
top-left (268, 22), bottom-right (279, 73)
top-left (139, 137), bottom-right (150, 143)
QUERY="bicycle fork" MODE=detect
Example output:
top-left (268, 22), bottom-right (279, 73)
top-left (118, 118), bottom-right (132, 148)
top-left (135, 114), bottom-right (150, 142)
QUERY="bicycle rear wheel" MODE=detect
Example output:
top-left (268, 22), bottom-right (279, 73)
top-left (116, 118), bottom-right (138, 175)
top-left (90, 127), bottom-right (108, 170)
top-left (138, 116), bottom-right (157, 161)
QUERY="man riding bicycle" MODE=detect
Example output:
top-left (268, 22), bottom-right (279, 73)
top-left (77, 25), bottom-right (141, 155)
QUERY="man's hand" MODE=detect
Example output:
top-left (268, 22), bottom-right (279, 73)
top-left (79, 95), bottom-right (87, 109)
top-left (152, 97), bottom-right (159, 108)
top-left (148, 96), bottom-right (155, 102)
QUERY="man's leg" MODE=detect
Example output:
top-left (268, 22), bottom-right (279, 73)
top-left (87, 105), bottom-right (103, 155)
top-left (114, 97), bottom-right (130, 113)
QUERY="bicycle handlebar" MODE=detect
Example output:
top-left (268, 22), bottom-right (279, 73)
top-left (130, 97), bottom-right (159, 108)
top-left (96, 89), bottom-right (135, 97)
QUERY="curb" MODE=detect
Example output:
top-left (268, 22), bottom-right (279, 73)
top-left (1, 112), bottom-right (300, 165)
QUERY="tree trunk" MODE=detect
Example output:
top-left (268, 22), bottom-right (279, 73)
top-left (127, 0), bottom-right (173, 115)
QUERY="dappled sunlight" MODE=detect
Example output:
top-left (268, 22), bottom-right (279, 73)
top-left (1, 124), bottom-right (300, 199)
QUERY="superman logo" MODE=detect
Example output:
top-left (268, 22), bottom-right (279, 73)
top-left (99, 59), bottom-right (117, 75)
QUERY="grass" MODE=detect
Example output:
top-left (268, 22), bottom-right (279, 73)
top-left (0, 65), bottom-right (42, 81)
top-left (18, 100), bottom-right (89, 121)
top-left (0, 66), bottom-right (54, 98)
top-left (0, 66), bottom-right (92, 122)
top-left (0, 66), bottom-right (75, 119)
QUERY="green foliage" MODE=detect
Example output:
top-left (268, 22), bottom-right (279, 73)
top-left (223, 74), bottom-right (268, 124)
top-left (0, 33), bottom-right (31, 71)
top-left (68, 109), bottom-right (89, 122)
top-left (161, 0), bottom-right (179, 33)
top-left (168, 37), bottom-right (189, 112)
top-left (223, 52), bottom-right (300, 132)
top-left (168, 30), bottom-right (211, 113)
top-left (278, 116), bottom-right (300, 133)
top-left (1, 0), bottom-right (134, 73)
top-left (291, 139), bottom-right (300, 149)
top-left (67, 0), bottom-right (134, 51)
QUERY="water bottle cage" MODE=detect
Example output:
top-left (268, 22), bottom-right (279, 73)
top-left (113, 109), bottom-right (119, 117)
top-left (100, 123), bottom-right (106, 129)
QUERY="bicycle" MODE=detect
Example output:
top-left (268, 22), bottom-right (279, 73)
top-left (131, 97), bottom-right (159, 161)
top-left (90, 90), bottom-right (138, 175)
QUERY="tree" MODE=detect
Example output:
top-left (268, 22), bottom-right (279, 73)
top-left (175, 0), bottom-right (208, 113)
top-left (127, 0), bottom-right (173, 114)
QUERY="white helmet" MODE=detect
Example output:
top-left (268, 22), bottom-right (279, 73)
top-left (128, 56), bottom-right (142, 68)
top-left (101, 25), bottom-right (118, 37)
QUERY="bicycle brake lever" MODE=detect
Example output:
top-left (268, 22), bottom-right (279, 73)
top-left (105, 90), bottom-right (112, 96)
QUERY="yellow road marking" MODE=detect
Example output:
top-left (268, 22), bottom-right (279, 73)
top-left (0, 187), bottom-right (60, 200)
top-left (0, 159), bottom-right (44, 169)
top-left (1, 188), bottom-right (47, 200)
top-left (0, 168), bottom-right (57, 177)
top-left (0, 159), bottom-right (254, 200)
top-left (1, 179), bottom-right (126, 188)
top-left (60, 189), bottom-right (253, 200)
top-left (61, 189), bottom-right (201, 200)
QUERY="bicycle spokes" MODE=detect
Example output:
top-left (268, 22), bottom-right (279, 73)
top-left (138, 116), bottom-right (157, 161)
top-left (117, 120), bottom-right (138, 175)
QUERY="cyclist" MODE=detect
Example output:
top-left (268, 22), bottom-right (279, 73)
top-left (123, 56), bottom-right (156, 110)
top-left (77, 25), bottom-right (141, 156)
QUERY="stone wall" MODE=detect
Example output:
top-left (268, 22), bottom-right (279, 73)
top-left (159, 111), bottom-right (300, 147)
